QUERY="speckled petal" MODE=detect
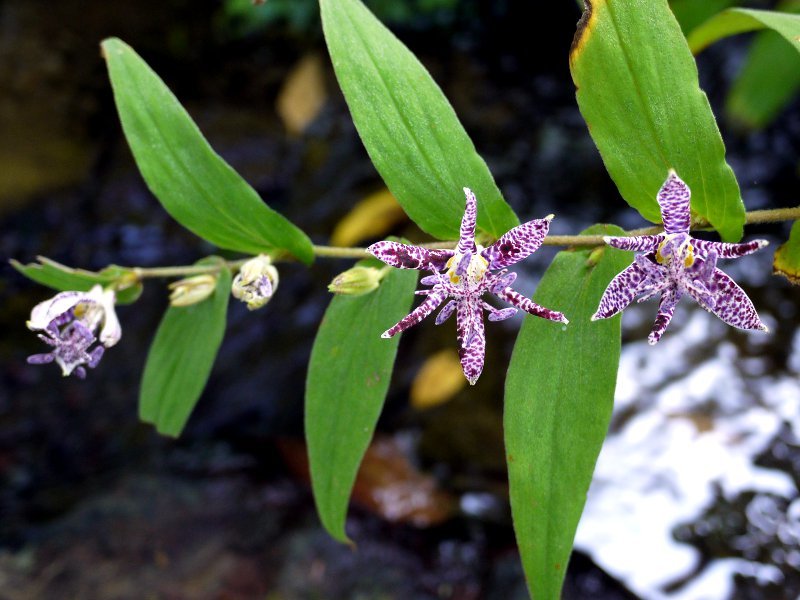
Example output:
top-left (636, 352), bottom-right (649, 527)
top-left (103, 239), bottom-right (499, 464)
top-left (691, 238), bottom-right (768, 260)
top-left (481, 217), bottom-right (552, 270)
top-left (27, 288), bottom-right (100, 332)
top-left (381, 288), bottom-right (447, 338)
top-left (688, 268), bottom-right (768, 332)
top-left (456, 299), bottom-right (485, 385)
top-left (648, 290), bottom-right (680, 345)
top-left (495, 288), bottom-right (568, 323)
top-left (592, 261), bottom-right (649, 320)
top-left (368, 241), bottom-right (453, 271)
top-left (457, 188), bottom-right (478, 255)
top-left (658, 170), bottom-right (691, 234)
top-left (435, 300), bottom-right (457, 325)
top-left (603, 234), bottom-right (664, 253)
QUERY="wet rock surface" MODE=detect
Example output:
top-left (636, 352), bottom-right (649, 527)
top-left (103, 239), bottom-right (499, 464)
top-left (2, 1), bottom-right (799, 599)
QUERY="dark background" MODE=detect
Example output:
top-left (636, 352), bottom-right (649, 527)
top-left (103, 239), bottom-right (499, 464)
top-left (1, 0), bottom-right (798, 598)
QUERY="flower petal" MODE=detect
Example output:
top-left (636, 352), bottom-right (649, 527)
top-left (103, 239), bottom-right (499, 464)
top-left (368, 241), bottom-right (453, 271)
top-left (456, 299), bottom-right (485, 385)
top-left (603, 234), bottom-right (664, 253)
top-left (457, 188), bottom-right (478, 255)
top-left (592, 261), bottom-right (649, 320)
top-left (435, 300), bottom-right (457, 325)
top-left (97, 289), bottom-right (121, 347)
top-left (381, 289), bottom-right (447, 338)
top-left (658, 170), bottom-right (691, 235)
top-left (687, 268), bottom-right (768, 332)
top-left (647, 289), bottom-right (680, 345)
top-left (481, 217), bottom-right (552, 270)
top-left (495, 288), bottom-right (568, 324)
top-left (691, 238), bottom-right (768, 260)
top-left (27, 288), bottom-right (98, 331)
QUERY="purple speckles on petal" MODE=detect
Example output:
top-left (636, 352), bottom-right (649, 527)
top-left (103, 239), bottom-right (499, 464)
top-left (603, 234), bottom-right (664, 253)
top-left (482, 217), bottom-right (551, 270)
top-left (691, 238), bottom-right (768, 260)
top-left (457, 188), bottom-right (478, 255)
top-left (435, 300), bottom-right (457, 325)
top-left (496, 288), bottom-right (568, 324)
top-left (367, 241), bottom-right (453, 272)
top-left (382, 289), bottom-right (446, 338)
top-left (592, 261), bottom-right (649, 320)
top-left (456, 300), bottom-right (485, 385)
top-left (658, 170), bottom-right (691, 234)
top-left (648, 290), bottom-right (680, 345)
top-left (371, 188), bottom-right (565, 384)
top-left (594, 170), bottom-right (769, 342)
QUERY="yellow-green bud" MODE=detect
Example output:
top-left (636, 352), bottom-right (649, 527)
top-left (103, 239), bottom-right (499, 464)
top-left (168, 274), bottom-right (217, 307)
top-left (328, 266), bottom-right (384, 296)
top-left (232, 255), bottom-right (279, 310)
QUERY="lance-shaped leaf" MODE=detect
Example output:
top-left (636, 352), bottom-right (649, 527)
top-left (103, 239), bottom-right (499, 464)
top-left (774, 221), bottom-right (800, 284)
top-left (670, 0), bottom-right (738, 36)
top-left (687, 7), bottom-right (800, 54)
top-left (505, 225), bottom-right (632, 600)
top-left (686, 4), bottom-right (800, 129)
top-left (306, 260), bottom-right (417, 543)
top-left (320, 0), bottom-right (519, 241)
top-left (570, 0), bottom-right (744, 242)
top-left (102, 38), bottom-right (314, 264)
top-left (11, 257), bottom-right (142, 305)
top-left (139, 261), bottom-right (231, 437)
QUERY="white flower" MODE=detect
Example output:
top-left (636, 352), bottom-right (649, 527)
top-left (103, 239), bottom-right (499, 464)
top-left (27, 285), bottom-right (121, 378)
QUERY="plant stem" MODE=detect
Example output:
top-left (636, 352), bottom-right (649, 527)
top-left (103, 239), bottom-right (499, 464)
top-left (125, 205), bottom-right (800, 278)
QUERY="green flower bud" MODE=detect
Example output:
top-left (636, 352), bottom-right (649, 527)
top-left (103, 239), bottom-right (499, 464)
top-left (328, 266), bottom-right (385, 296)
top-left (168, 274), bottom-right (217, 307)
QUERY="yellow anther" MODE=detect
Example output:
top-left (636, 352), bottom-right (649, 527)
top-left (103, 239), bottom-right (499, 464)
top-left (656, 240), bottom-right (668, 265)
top-left (683, 244), bottom-right (695, 268)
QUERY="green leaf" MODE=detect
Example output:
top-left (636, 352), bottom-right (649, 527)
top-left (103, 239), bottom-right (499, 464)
top-left (306, 260), bottom-right (418, 542)
top-left (669, 0), bottom-right (739, 36)
top-left (687, 2), bottom-right (800, 129)
top-left (11, 257), bottom-right (143, 305)
top-left (687, 6), bottom-right (800, 55)
top-left (726, 25), bottom-right (800, 129)
top-left (773, 220), bottom-right (800, 284)
top-left (570, 0), bottom-right (745, 242)
top-left (320, 0), bottom-right (519, 241)
top-left (102, 38), bottom-right (314, 264)
top-left (139, 260), bottom-right (231, 437)
top-left (505, 224), bottom-right (632, 600)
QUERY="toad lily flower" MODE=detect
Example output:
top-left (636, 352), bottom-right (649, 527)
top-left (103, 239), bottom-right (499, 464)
top-left (26, 285), bottom-right (121, 378)
top-left (592, 170), bottom-right (768, 344)
top-left (368, 187), bottom-right (567, 385)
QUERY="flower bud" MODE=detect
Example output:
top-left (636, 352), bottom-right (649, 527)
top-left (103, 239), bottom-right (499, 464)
top-left (169, 274), bottom-right (217, 307)
top-left (328, 266), bottom-right (384, 296)
top-left (232, 255), bottom-right (279, 310)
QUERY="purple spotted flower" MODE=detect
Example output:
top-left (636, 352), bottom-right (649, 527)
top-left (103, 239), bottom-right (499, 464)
top-left (368, 187), bottom-right (567, 385)
top-left (592, 170), bottom-right (768, 344)
top-left (26, 285), bottom-right (121, 378)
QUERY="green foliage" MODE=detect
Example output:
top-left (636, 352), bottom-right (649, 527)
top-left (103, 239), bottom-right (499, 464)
top-left (670, 0), bottom-right (739, 35)
top-left (687, 6), bottom-right (800, 54)
top-left (320, 0), bottom-right (519, 242)
top-left (505, 225), bottom-right (632, 600)
top-left (685, 3), bottom-right (800, 129)
top-left (774, 221), bottom-right (800, 284)
top-left (139, 261), bottom-right (231, 437)
top-left (570, 0), bottom-right (745, 242)
top-left (11, 257), bottom-right (142, 305)
top-left (221, 0), bottom-right (459, 37)
top-left (102, 38), bottom-right (314, 264)
top-left (305, 260), bottom-right (418, 542)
